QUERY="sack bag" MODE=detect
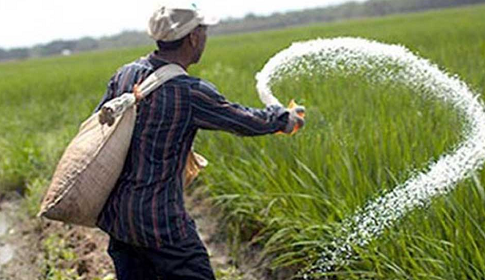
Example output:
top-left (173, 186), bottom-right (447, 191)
top-left (38, 64), bottom-right (207, 227)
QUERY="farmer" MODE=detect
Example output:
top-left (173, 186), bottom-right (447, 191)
top-left (95, 3), bottom-right (305, 280)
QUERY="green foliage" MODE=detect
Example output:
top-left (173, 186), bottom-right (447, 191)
top-left (43, 233), bottom-right (115, 280)
top-left (216, 267), bottom-right (244, 280)
top-left (23, 177), bottom-right (50, 217)
top-left (1, 4), bottom-right (485, 279)
top-left (92, 274), bottom-right (116, 280)
top-left (42, 234), bottom-right (81, 280)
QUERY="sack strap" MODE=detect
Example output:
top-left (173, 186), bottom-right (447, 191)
top-left (99, 64), bottom-right (187, 126)
top-left (136, 63), bottom-right (187, 101)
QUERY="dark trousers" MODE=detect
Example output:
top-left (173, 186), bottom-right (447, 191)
top-left (107, 233), bottom-right (216, 280)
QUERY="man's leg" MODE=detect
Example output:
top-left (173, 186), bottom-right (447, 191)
top-left (143, 231), bottom-right (216, 280)
top-left (107, 237), bottom-right (159, 280)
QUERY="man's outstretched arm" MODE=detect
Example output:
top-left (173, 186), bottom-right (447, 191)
top-left (190, 80), bottom-right (300, 136)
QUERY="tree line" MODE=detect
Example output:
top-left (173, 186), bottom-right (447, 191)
top-left (210, 0), bottom-right (484, 35)
top-left (1, 0), bottom-right (484, 62)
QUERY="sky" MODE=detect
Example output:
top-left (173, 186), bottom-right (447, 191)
top-left (0, 0), bottom-right (366, 49)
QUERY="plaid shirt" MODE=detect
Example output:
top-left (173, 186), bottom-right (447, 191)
top-left (95, 52), bottom-right (288, 249)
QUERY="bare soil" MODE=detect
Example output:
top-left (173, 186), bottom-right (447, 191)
top-left (0, 187), bottom-right (264, 280)
top-left (0, 195), bottom-right (43, 280)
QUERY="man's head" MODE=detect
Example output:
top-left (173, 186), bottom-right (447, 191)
top-left (148, 3), bottom-right (218, 65)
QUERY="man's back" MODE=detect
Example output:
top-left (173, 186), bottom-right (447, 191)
top-left (96, 53), bottom-right (199, 248)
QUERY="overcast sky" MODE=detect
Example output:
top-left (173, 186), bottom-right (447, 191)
top-left (0, 0), bottom-right (366, 49)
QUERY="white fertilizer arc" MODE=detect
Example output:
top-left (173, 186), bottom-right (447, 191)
top-left (256, 37), bottom-right (485, 277)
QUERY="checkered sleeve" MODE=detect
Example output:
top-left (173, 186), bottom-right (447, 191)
top-left (190, 79), bottom-right (289, 136)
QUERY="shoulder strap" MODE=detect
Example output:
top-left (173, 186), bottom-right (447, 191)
top-left (98, 64), bottom-right (187, 126)
top-left (137, 64), bottom-right (188, 101)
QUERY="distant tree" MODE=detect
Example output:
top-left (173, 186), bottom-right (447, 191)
top-left (75, 37), bottom-right (98, 52)
top-left (244, 13), bottom-right (258, 20)
top-left (39, 40), bottom-right (76, 56)
top-left (8, 48), bottom-right (29, 60)
top-left (0, 48), bottom-right (7, 60)
top-left (98, 31), bottom-right (151, 49)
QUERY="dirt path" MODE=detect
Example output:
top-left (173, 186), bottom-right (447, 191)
top-left (0, 188), bottom-right (260, 280)
top-left (0, 212), bottom-right (14, 267)
top-left (0, 196), bottom-right (42, 280)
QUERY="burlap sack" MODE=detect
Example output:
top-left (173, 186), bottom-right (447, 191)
top-left (38, 107), bottom-right (137, 227)
top-left (38, 64), bottom-right (207, 227)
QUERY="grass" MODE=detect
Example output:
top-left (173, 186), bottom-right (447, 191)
top-left (1, 4), bottom-right (485, 279)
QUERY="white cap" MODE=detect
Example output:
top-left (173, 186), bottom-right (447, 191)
top-left (147, 2), bottom-right (220, 42)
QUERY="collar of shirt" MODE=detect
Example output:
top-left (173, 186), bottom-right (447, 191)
top-left (148, 51), bottom-right (170, 70)
top-left (148, 51), bottom-right (188, 72)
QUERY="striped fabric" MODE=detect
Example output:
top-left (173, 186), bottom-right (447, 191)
top-left (96, 52), bottom-right (288, 249)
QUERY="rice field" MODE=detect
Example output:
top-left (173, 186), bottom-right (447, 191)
top-left (1, 4), bottom-right (485, 279)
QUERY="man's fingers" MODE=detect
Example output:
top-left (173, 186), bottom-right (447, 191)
top-left (279, 103), bottom-right (306, 135)
top-left (294, 106), bottom-right (306, 115)
top-left (296, 116), bottom-right (305, 128)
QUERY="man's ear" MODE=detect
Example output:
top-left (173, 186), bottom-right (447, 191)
top-left (189, 31), bottom-right (198, 48)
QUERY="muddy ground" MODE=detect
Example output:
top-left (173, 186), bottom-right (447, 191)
top-left (0, 187), bottom-right (288, 280)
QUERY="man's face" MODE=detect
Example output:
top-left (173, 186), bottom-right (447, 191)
top-left (190, 25), bottom-right (208, 64)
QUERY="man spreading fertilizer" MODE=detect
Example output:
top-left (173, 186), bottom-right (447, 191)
top-left (93, 3), bottom-right (305, 280)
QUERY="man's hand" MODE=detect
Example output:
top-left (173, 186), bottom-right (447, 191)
top-left (281, 100), bottom-right (305, 135)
